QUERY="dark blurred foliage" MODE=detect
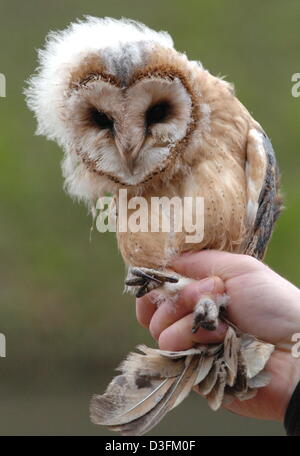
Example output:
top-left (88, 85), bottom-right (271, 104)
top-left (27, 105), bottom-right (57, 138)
top-left (0, 0), bottom-right (299, 435)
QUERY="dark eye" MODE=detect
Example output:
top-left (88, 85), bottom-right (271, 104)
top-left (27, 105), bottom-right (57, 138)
top-left (91, 109), bottom-right (114, 130)
top-left (146, 101), bottom-right (171, 127)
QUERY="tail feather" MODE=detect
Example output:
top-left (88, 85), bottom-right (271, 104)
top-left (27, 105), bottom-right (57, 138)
top-left (90, 327), bottom-right (274, 435)
top-left (110, 355), bottom-right (201, 436)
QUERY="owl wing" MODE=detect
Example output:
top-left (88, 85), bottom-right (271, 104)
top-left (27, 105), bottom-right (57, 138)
top-left (244, 128), bottom-right (282, 259)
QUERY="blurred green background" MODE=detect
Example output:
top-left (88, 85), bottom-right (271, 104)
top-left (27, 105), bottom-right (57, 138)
top-left (0, 0), bottom-right (299, 436)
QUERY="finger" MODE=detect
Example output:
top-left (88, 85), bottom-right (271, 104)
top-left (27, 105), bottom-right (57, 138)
top-left (158, 313), bottom-right (227, 351)
top-left (149, 276), bottom-right (225, 340)
top-left (136, 294), bottom-right (158, 328)
top-left (170, 250), bottom-right (262, 282)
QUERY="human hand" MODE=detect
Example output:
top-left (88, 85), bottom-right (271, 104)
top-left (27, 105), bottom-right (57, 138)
top-left (136, 250), bottom-right (300, 422)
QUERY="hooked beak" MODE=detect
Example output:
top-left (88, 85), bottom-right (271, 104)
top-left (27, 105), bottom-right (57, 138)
top-left (115, 135), bottom-right (145, 173)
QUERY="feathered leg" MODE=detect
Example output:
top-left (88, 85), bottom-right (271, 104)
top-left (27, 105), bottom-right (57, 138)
top-left (125, 267), bottom-right (179, 297)
top-left (125, 266), bottom-right (223, 332)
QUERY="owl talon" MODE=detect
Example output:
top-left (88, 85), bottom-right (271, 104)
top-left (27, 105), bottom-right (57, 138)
top-left (125, 267), bottom-right (179, 298)
top-left (124, 277), bottom-right (146, 286)
top-left (192, 296), bottom-right (219, 333)
top-left (135, 284), bottom-right (153, 298)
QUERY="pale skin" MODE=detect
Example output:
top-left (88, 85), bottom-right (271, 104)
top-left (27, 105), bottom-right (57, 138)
top-left (136, 251), bottom-right (300, 423)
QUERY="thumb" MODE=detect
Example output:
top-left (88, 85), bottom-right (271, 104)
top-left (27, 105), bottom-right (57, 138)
top-left (170, 250), bottom-right (263, 282)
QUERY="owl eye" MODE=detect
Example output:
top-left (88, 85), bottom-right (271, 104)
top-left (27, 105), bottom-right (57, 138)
top-left (91, 109), bottom-right (114, 131)
top-left (146, 101), bottom-right (171, 127)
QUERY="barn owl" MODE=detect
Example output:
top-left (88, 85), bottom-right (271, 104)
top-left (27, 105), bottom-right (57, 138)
top-left (26, 17), bottom-right (282, 435)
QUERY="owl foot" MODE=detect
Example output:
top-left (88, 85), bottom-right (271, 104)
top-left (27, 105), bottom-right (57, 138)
top-left (192, 296), bottom-right (220, 333)
top-left (125, 267), bottom-right (225, 334)
top-left (192, 293), bottom-right (229, 333)
top-left (125, 267), bottom-right (179, 298)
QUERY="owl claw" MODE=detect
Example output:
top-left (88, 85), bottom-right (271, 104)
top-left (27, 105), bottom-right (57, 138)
top-left (192, 296), bottom-right (219, 333)
top-left (124, 277), bottom-right (146, 286)
top-left (125, 267), bottom-right (179, 298)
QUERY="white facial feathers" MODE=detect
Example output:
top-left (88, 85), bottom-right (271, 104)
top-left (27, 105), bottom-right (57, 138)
top-left (60, 75), bottom-right (192, 187)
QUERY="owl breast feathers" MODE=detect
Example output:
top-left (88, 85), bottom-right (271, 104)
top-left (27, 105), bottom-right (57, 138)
top-left (25, 16), bottom-right (282, 267)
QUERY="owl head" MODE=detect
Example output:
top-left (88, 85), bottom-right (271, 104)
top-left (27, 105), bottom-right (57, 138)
top-left (26, 17), bottom-right (242, 205)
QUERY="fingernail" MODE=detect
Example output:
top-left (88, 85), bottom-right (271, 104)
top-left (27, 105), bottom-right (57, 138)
top-left (196, 277), bottom-right (215, 293)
